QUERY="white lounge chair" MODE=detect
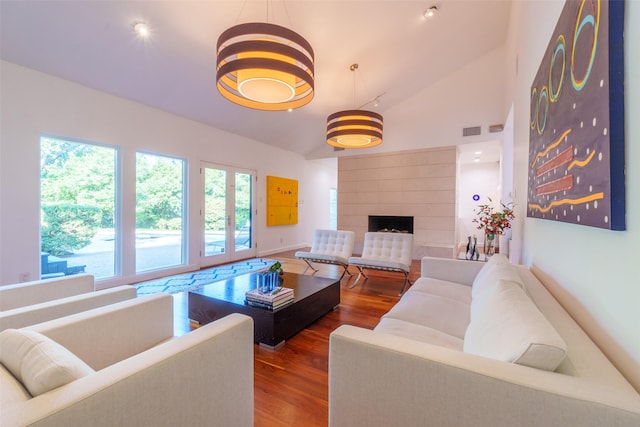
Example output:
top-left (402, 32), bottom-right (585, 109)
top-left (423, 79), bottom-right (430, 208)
top-left (295, 229), bottom-right (355, 280)
top-left (348, 231), bottom-right (414, 295)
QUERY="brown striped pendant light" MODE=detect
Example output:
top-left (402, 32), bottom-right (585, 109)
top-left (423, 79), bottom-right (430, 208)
top-left (216, 22), bottom-right (314, 111)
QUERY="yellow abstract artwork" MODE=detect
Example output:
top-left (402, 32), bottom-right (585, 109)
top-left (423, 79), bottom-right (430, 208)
top-left (266, 176), bottom-right (298, 226)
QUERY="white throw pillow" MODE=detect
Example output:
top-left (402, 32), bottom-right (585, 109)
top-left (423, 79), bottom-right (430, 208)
top-left (471, 254), bottom-right (509, 287)
top-left (472, 257), bottom-right (524, 302)
top-left (0, 329), bottom-right (94, 396)
top-left (463, 281), bottom-right (567, 371)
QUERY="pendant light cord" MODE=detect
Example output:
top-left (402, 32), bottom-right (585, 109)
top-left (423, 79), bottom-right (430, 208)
top-left (234, 0), bottom-right (248, 24)
top-left (350, 63), bottom-right (359, 107)
top-left (283, 1), bottom-right (293, 28)
top-left (234, 1), bottom-right (296, 27)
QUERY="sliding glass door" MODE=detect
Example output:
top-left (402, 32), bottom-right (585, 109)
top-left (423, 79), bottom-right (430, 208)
top-left (202, 162), bottom-right (256, 266)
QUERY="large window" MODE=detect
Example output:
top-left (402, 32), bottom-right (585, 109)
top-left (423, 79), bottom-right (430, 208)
top-left (40, 138), bottom-right (188, 280)
top-left (40, 137), bottom-right (116, 279)
top-left (135, 153), bottom-right (185, 272)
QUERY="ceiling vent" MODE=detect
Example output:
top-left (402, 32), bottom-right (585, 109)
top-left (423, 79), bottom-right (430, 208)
top-left (462, 126), bottom-right (481, 137)
top-left (333, 147), bottom-right (345, 152)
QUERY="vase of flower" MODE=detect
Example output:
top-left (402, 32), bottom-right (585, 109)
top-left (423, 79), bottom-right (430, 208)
top-left (473, 198), bottom-right (515, 261)
top-left (484, 232), bottom-right (496, 260)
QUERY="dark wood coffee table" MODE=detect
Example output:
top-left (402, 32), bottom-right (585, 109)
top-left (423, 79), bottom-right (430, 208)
top-left (188, 271), bottom-right (340, 349)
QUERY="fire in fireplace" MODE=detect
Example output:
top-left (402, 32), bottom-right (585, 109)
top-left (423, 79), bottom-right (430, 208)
top-left (368, 215), bottom-right (414, 234)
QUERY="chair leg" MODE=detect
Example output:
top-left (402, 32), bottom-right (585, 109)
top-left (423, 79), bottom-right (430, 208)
top-left (398, 272), bottom-right (412, 296)
top-left (338, 264), bottom-right (352, 280)
top-left (302, 259), bottom-right (319, 274)
top-left (348, 266), bottom-right (368, 289)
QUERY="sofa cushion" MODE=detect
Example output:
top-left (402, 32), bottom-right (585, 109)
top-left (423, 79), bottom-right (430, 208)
top-left (0, 329), bottom-right (94, 396)
top-left (374, 318), bottom-right (463, 350)
top-left (407, 277), bottom-right (472, 305)
top-left (463, 280), bottom-right (567, 371)
top-left (382, 292), bottom-right (470, 339)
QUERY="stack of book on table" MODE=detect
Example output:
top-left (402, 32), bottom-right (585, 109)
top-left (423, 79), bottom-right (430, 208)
top-left (245, 287), bottom-right (294, 310)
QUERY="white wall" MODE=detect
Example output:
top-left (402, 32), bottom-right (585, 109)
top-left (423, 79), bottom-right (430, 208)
top-left (506, 1), bottom-right (640, 390)
top-left (457, 160), bottom-right (501, 248)
top-left (0, 60), bottom-right (336, 287)
top-left (297, 157), bottom-right (338, 246)
top-left (500, 106), bottom-right (515, 259)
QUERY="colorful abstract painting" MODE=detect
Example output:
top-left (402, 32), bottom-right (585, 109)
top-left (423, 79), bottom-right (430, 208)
top-left (528, 0), bottom-right (625, 230)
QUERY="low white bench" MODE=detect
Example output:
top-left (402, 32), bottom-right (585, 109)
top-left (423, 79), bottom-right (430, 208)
top-left (295, 229), bottom-right (355, 280)
top-left (348, 232), bottom-right (414, 295)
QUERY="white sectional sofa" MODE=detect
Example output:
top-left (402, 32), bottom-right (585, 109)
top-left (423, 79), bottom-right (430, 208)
top-left (329, 255), bottom-right (640, 426)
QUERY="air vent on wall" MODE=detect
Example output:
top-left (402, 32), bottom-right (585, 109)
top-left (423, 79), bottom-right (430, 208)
top-left (333, 147), bottom-right (345, 151)
top-left (462, 126), bottom-right (481, 137)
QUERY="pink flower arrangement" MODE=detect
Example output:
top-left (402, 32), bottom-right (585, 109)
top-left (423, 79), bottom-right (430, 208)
top-left (473, 198), bottom-right (515, 235)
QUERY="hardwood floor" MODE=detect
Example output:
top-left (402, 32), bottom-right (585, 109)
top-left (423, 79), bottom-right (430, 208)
top-left (174, 250), bottom-right (421, 426)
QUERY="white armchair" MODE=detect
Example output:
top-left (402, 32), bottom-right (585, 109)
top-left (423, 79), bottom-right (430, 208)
top-left (0, 293), bottom-right (254, 427)
top-left (0, 274), bottom-right (95, 311)
top-left (0, 274), bottom-right (137, 331)
top-left (348, 232), bottom-right (414, 295)
top-left (295, 229), bottom-right (355, 280)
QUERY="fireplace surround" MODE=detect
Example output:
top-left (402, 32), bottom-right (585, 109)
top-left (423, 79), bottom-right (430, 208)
top-left (338, 147), bottom-right (457, 259)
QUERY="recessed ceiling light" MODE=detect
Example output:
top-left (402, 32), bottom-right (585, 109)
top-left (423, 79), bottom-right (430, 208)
top-left (423, 6), bottom-right (438, 18)
top-left (133, 22), bottom-right (150, 38)
top-left (475, 151), bottom-right (482, 155)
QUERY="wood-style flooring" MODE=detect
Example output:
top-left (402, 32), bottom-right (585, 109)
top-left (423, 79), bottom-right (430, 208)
top-left (173, 250), bottom-right (421, 427)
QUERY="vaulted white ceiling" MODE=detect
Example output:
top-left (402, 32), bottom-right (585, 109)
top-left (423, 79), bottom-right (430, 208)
top-left (0, 0), bottom-right (510, 159)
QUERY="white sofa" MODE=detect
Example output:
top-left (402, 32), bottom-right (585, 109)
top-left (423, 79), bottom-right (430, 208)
top-left (0, 293), bottom-right (254, 427)
top-left (329, 255), bottom-right (640, 426)
top-left (0, 274), bottom-right (137, 331)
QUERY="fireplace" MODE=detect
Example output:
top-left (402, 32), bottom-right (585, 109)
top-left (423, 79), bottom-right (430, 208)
top-left (368, 215), bottom-right (414, 234)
